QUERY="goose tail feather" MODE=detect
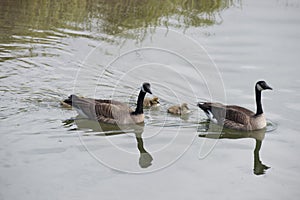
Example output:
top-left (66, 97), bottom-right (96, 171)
top-left (197, 102), bottom-right (210, 115)
top-left (197, 102), bottom-right (224, 124)
top-left (63, 95), bottom-right (74, 106)
top-left (63, 95), bottom-right (88, 109)
top-left (63, 95), bottom-right (95, 118)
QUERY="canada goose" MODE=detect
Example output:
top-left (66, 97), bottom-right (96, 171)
top-left (197, 80), bottom-right (272, 131)
top-left (143, 97), bottom-right (160, 108)
top-left (63, 82), bottom-right (152, 124)
top-left (167, 103), bottom-right (190, 115)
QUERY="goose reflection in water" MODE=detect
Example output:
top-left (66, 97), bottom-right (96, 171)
top-left (198, 123), bottom-right (270, 175)
top-left (63, 116), bottom-right (153, 169)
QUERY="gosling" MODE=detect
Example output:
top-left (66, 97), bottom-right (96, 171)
top-left (143, 97), bottom-right (160, 108)
top-left (167, 103), bottom-right (190, 115)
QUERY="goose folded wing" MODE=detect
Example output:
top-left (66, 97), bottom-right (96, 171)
top-left (94, 102), bottom-right (132, 121)
top-left (94, 99), bottom-right (129, 108)
top-left (225, 106), bottom-right (254, 125)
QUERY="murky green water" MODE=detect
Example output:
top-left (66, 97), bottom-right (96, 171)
top-left (1, 0), bottom-right (300, 199)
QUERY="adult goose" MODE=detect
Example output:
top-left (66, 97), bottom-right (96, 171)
top-left (63, 82), bottom-right (152, 125)
top-left (197, 81), bottom-right (272, 131)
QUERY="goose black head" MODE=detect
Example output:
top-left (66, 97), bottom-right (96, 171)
top-left (256, 80), bottom-right (272, 91)
top-left (141, 82), bottom-right (152, 94)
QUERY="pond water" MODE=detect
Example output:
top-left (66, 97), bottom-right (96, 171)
top-left (1, 0), bottom-right (300, 199)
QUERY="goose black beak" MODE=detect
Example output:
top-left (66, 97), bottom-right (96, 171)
top-left (265, 85), bottom-right (273, 90)
top-left (263, 82), bottom-right (272, 90)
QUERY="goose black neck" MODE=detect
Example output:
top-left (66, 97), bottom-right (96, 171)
top-left (255, 87), bottom-right (263, 116)
top-left (133, 90), bottom-right (146, 115)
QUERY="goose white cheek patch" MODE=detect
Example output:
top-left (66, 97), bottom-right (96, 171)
top-left (256, 84), bottom-right (263, 91)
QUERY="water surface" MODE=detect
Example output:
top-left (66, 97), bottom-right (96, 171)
top-left (1, 0), bottom-right (300, 199)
